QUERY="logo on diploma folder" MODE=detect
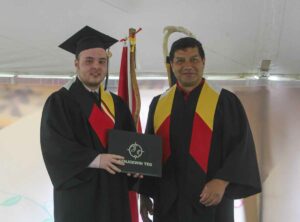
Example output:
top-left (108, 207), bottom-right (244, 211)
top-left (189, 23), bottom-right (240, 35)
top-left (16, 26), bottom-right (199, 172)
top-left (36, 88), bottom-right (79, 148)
top-left (128, 142), bottom-right (144, 159)
top-left (108, 129), bottom-right (162, 177)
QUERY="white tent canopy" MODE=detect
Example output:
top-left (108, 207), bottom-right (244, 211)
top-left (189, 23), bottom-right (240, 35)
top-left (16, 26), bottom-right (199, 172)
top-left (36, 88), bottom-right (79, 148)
top-left (0, 0), bottom-right (299, 78)
top-left (1, 2), bottom-right (300, 221)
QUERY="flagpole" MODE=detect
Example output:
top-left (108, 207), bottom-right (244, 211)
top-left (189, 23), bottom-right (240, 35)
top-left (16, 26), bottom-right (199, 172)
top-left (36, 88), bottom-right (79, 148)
top-left (118, 28), bottom-right (142, 222)
top-left (129, 28), bottom-right (141, 126)
top-left (127, 37), bottom-right (132, 113)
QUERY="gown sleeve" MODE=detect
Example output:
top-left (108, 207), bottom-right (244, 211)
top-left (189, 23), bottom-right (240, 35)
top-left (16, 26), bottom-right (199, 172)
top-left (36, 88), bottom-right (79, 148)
top-left (213, 90), bottom-right (261, 198)
top-left (40, 91), bottom-right (99, 189)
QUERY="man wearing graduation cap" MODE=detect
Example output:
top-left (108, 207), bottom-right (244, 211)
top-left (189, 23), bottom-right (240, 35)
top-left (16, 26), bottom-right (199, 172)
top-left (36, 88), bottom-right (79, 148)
top-left (138, 37), bottom-right (261, 222)
top-left (40, 26), bottom-right (137, 222)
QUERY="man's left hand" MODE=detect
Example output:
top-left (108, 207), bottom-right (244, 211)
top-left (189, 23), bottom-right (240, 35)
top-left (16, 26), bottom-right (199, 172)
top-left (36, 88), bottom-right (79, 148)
top-left (199, 179), bottom-right (229, 207)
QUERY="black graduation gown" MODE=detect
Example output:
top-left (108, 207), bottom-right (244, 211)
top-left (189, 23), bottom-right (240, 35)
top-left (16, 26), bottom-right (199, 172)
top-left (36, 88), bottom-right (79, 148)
top-left (40, 78), bottom-right (136, 222)
top-left (138, 85), bottom-right (261, 222)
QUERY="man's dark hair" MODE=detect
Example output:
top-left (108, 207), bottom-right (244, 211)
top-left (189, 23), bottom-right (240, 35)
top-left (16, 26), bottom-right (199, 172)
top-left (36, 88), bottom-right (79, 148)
top-left (169, 37), bottom-right (205, 61)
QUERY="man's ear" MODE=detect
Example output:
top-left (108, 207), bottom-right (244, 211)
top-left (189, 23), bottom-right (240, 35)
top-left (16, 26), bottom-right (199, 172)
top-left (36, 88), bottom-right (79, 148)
top-left (169, 60), bottom-right (174, 70)
top-left (74, 59), bottom-right (79, 70)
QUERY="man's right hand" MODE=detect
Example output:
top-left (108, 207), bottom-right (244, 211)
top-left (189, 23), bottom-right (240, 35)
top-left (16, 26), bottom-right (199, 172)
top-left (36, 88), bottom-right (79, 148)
top-left (140, 195), bottom-right (153, 222)
top-left (99, 154), bottom-right (125, 174)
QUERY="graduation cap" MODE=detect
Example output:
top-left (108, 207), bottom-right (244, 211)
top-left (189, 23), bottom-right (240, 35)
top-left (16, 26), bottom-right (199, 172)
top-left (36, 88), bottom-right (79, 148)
top-left (59, 26), bottom-right (118, 57)
top-left (59, 26), bottom-right (118, 89)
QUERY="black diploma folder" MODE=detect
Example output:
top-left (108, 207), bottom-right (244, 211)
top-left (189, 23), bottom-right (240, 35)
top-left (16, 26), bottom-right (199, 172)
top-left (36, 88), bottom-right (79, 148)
top-left (108, 129), bottom-right (162, 177)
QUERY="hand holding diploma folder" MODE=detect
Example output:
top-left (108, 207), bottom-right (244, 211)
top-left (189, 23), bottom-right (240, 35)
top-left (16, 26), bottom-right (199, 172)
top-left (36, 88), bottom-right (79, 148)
top-left (108, 129), bottom-right (162, 177)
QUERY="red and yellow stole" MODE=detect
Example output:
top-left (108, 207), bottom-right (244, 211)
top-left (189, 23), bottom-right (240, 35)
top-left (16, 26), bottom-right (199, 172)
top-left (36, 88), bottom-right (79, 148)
top-left (153, 81), bottom-right (221, 173)
top-left (88, 85), bottom-right (115, 148)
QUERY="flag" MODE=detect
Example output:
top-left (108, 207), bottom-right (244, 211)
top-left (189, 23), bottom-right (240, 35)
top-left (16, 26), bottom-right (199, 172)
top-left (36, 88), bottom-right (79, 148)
top-left (118, 28), bottom-right (142, 222)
